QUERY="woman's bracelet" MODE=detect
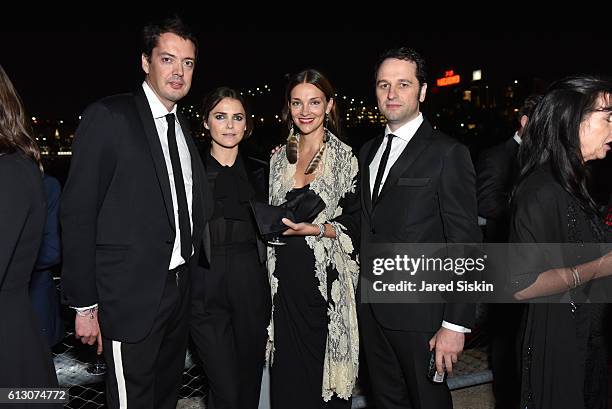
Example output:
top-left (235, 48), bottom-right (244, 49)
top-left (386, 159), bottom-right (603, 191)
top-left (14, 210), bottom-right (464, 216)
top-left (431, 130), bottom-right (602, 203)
top-left (315, 223), bottom-right (326, 240)
top-left (570, 266), bottom-right (581, 289)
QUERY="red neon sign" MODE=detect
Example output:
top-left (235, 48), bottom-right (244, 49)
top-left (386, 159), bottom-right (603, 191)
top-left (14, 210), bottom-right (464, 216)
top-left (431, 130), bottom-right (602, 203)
top-left (436, 70), bottom-right (461, 87)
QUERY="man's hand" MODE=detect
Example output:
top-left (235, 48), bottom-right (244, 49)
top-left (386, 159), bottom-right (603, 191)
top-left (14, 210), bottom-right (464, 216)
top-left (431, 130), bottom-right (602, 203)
top-left (75, 309), bottom-right (103, 355)
top-left (428, 327), bottom-right (465, 376)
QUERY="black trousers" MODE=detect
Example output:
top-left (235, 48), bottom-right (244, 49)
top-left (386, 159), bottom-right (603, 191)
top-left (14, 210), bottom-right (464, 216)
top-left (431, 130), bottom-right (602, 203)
top-left (190, 244), bottom-right (270, 409)
top-left (103, 266), bottom-right (190, 409)
top-left (360, 304), bottom-right (452, 409)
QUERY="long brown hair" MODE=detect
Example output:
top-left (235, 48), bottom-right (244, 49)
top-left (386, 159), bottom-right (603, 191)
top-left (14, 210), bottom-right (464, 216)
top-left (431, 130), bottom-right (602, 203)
top-left (0, 65), bottom-right (41, 167)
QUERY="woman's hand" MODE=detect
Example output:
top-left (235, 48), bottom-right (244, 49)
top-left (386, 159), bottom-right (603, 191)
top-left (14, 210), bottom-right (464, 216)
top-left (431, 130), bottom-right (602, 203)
top-left (270, 144), bottom-right (283, 157)
top-left (281, 218), bottom-right (319, 236)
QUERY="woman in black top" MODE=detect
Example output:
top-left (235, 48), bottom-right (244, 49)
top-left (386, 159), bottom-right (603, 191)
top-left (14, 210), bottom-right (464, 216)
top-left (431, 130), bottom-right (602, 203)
top-left (509, 75), bottom-right (612, 409)
top-left (0, 64), bottom-right (60, 407)
top-left (190, 87), bottom-right (270, 409)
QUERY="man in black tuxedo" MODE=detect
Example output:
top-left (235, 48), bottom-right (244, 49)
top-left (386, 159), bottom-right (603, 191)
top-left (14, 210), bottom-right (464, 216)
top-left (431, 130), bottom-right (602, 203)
top-left (475, 94), bottom-right (541, 409)
top-left (359, 47), bottom-right (481, 409)
top-left (61, 17), bottom-right (211, 409)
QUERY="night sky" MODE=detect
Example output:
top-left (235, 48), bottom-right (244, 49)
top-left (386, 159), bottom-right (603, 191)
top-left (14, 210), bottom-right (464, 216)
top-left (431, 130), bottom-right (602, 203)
top-left (2, 27), bottom-right (610, 119)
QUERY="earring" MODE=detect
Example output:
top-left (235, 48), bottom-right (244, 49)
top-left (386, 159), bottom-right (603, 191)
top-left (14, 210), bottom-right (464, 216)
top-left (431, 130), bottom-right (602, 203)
top-left (286, 122), bottom-right (299, 164)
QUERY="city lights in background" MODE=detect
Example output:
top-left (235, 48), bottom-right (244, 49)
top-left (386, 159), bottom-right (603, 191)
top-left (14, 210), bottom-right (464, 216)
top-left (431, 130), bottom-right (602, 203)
top-left (31, 72), bottom-right (536, 155)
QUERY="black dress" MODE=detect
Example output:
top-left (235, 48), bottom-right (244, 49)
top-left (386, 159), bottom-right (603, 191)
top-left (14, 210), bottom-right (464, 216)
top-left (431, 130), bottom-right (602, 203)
top-left (267, 136), bottom-right (360, 409)
top-left (509, 163), bottom-right (610, 409)
top-left (191, 152), bottom-right (271, 409)
top-left (0, 152), bottom-right (60, 408)
top-left (270, 185), bottom-right (359, 409)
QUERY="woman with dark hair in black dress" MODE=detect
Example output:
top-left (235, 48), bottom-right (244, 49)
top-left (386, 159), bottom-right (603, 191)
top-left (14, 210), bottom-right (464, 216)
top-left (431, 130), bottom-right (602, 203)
top-left (0, 64), bottom-right (60, 408)
top-left (190, 87), bottom-right (270, 409)
top-left (510, 75), bottom-right (612, 409)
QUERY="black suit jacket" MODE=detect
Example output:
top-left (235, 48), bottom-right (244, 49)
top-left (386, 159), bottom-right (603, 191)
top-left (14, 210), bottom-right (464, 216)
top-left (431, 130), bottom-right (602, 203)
top-left (359, 118), bottom-right (480, 332)
top-left (61, 87), bottom-right (212, 343)
top-left (476, 137), bottom-right (519, 242)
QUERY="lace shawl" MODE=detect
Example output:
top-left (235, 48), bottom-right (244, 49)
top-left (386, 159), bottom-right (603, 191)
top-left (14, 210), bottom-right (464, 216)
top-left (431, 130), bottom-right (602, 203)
top-left (265, 133), bottom-right (360, 401)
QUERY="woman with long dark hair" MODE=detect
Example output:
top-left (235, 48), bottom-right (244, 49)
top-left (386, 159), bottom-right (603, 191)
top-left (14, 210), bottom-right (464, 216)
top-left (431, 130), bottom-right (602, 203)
top-left (510, 75), bottom-right (612, 409)
top-left (266, 69), bottom-right (360, 408)
top-left (0, 64), bottom-right (60, 404)
top-left (190, 87), bottom-right (270, 409)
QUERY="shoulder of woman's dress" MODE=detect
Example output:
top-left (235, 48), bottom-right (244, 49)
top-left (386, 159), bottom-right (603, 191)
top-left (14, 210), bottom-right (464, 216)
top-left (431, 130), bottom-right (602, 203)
top-left (515, 174), bottom-right (568, 215)
top-left (329, 133), bottom-right (355, 155)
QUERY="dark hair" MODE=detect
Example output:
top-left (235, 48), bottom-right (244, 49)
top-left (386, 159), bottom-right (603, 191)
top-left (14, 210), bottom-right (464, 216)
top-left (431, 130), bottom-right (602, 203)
top-left (142, 16), bottom-right (198, 61)
top-left (282, 69), bottom-right (341, 138)
top-left (518, 94), bottom-right (543, 120)
top-left (200, 86), bottom-right (253, 141)
top-left (0, 65), bottom-right (41, 168)
top-left (375, 47), bottom-right (427, 87)
top-left (517, 75), bottom-right (612, 214)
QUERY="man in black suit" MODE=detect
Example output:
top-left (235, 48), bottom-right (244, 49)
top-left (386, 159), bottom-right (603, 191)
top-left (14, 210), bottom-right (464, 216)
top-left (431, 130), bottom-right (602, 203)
top-left (61, 17), bottom-right (211, 409)
top-left (475, 94), bottom-right (541, 409)
top-left (477, 94), bottom-right (543, 242)
top-left (359, 47), bottom-right (481, 409)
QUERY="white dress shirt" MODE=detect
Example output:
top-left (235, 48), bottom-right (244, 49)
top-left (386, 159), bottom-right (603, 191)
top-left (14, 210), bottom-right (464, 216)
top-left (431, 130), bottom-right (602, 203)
top-left (142, 81), bottom-right (193, 270)
top-left (369, 113), bottom-right (424, 199)
top-left (73, 84), bottom-right (195, 311)
top-left (369, 113), bottom-right (470, 334)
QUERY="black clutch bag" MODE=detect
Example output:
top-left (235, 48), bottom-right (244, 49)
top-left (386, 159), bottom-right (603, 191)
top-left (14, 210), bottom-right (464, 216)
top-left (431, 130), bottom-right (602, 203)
top-left (249, 188), bottom-right (326, 242)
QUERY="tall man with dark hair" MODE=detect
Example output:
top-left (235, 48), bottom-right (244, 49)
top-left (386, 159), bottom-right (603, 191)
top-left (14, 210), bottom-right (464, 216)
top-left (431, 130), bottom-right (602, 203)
top-left (359, 47), bottom-right (481, 409)
top-left (61, 17), bottom-right (211, 409)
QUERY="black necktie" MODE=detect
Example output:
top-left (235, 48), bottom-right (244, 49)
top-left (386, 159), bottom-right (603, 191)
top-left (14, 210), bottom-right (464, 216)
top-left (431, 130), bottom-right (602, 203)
top-left (372, 134), bottom-right (395, 204)
top-left (166, 113), bottom-right (191, 262)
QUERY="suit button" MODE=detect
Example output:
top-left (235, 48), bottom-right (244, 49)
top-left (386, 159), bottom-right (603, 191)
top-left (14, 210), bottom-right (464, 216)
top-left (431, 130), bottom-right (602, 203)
top-left (165, 239), bottom-right (173, 244)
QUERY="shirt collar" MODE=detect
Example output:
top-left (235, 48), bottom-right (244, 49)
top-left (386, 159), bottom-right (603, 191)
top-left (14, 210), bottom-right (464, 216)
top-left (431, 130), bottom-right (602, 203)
top-left (384, 112), bottom-right (423, 142)
top-left (513, 131), bottom-right (522, 145)
top-left (142, 81), bottom-right (177, 120)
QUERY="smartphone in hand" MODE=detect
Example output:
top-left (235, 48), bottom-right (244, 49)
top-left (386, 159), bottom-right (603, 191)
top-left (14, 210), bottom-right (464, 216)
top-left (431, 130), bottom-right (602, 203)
top-left (427, 350), bottom-right (447, 383)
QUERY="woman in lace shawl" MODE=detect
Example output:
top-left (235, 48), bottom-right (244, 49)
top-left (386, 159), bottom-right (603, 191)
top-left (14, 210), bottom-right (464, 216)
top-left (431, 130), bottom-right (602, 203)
top-left (509, 75), bottom-right (612, 409)
top-left (266, 69), bottom-right (360, 408)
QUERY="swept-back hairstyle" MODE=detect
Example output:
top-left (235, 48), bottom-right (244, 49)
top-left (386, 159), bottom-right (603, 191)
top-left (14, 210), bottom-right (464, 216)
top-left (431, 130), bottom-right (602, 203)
top-left (200, 86), bottom-right (253, 141)
top-left (282, 68), bottom-right (341, 137)
top-left (142, 15), bottom-right (198, 61)
top-left (374, 47), bottom-right (428, 88)
top-left (0, 65), bottom-right (41, 168)
top-left (517, 75), bottom-right (612, 214)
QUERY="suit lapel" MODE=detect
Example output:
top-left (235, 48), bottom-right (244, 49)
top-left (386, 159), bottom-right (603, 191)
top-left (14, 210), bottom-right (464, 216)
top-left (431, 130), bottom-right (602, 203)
top-left (375, 119), bottom-right (433, 205)
top-left (134, 88), bottom-right (175, 230)
top-left (361, 134), bottom-right (384, 218)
